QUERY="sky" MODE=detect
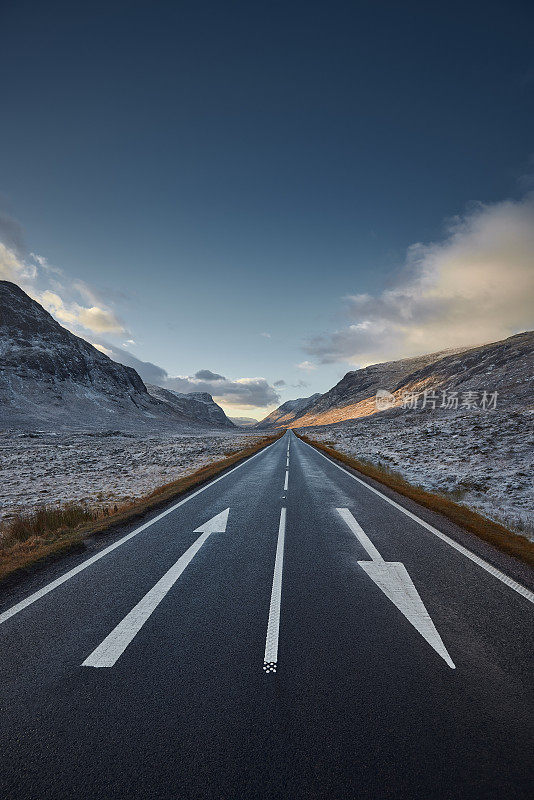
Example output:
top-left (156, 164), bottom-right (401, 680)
top-left (1, 0), bottom-right (533, 418)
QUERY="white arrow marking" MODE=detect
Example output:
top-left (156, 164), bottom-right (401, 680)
top-left (303, 438), bottom-right (533, 604)
top-left (263, 508), bottom-right (286, 674)
top-left (336, 508), bottom-right (455, 669)
top-left (336, 508), bottom-right (383, 561)
top-left (0, 436), bottom-right (278, 628)
top-left (82, 509), bottom-right (230, 668)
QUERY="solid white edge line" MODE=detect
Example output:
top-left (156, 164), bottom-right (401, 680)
top-left (0, 438), bottom-right (279, 626)
top-left (300, 437), bottom-right (534, 605)
top-left (263, 507), bottom-right (286, 673)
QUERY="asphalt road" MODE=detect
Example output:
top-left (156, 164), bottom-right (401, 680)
top-left (0, 430), bottom-right (533, 799)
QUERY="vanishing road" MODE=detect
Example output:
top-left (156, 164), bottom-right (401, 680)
top-left (0, 431), bottom-right (533, 799)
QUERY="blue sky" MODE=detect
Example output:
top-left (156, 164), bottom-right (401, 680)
top-left (1, 1), bottom-right (533, 417)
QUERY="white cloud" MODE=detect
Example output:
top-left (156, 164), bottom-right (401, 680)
top-left (30, 253), bottom-right (48, 268)
top-left (306, 193), bottom-right (534, 365)
top-left (0, 234), bottom-right (126, 336)
top-left (37, 289), bottom-right (125, 334)
top-left (93, 343), bottom-right (113, 356)
top-left (0, 242), bottom-right (37, 285)
top-left (260, 332), bottom-right (272, 339)
top-left (297, 360), bottom-right (317, 371)
top-left (77, 305), bottom-right (124, 333)
top-left (30, 252), bottom-right (62, 275)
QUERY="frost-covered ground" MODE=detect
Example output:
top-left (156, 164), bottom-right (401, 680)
top-left (303, 408), bottom-right (533, 540)
top-left (0, 430), bottom-right (267, 522)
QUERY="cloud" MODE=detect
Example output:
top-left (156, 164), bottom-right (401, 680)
top-left (38, 289), bottom-right (126, 334)
top-left (0, 220), bottom-right (279, 410)
top-left (260, 332), bottom-right (272, 339)
top-left (0, 224), bottom-right (127, 337)
top-left (306, 194), bottom-right (534, 365)
top-left (274, 378), bottom-right (309, 389)
top-left (77, 305), bottom-right (125, 333)
top-left (0, 242), bottom-right (37, 285)
top-left (92, 340), bottom-right (169, 383)
top-left (93, 343), bottom-right (113, 356)
top-left (194, 369), bottom-right (225, 381)
top-left (297, 360), bottom-right (317, 371)
top-left (31, 252), bottom-right (63, 276)
top-left (0, 209), bottom-right (25, 254)
top-left (164, 373), bottom-right (280, 408)
top-left (92, 347), bottom-right (280, 409)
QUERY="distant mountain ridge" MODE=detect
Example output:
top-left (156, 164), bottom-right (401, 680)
top-left (255, 394), bottom-right (321, 429)
top-left (258, 333), bottom-right (533, 429)
top-left (229, 417), bottom-right (259, 427)
top-left (146, 385), bottom-right (234, 428)
top-left (0, 281), bottom-right (233, 431)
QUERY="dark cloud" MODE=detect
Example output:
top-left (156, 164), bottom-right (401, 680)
top-left (194, 369), bottom-right (225, 381)
top-left (97, 341), bottom-right (168, 384)
top-left (275, 378), bottom-right (309, 388)
top-left (0, 209), bottom-right (25, 254)
top-left (164, 375), bottom-right (280, 408)
top-left (100, 347), bottom-right (279, 408)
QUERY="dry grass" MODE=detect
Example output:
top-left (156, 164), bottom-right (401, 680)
top-left (0, 433), bottom-right (282, 583)
top-left (296, 432), bottom-right (534, 568)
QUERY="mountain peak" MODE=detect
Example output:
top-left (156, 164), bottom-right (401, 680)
top-left (0, 282), bottom-right (233, 431)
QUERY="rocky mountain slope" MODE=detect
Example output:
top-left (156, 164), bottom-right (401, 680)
top-left (255, 394), bottom-right (321, 429)
top-left (292, 332), bottom-right (533, 538)
top-left (262, 334), bottom-right (532, 429)
top-left (146, 385), bottom-right (234, 428)
top-left (0, 281), bottom-right (233, 431)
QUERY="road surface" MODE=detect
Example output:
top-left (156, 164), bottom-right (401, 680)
top-left (0, 431), bottom-right (533, 799)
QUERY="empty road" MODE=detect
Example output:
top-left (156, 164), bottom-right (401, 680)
top-left (0, 431), bottom-right (533, 799)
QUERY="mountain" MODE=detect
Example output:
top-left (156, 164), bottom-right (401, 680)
top-left (0, 281), bottom-right (231, 431)
top-left (146, 385), bottom-right (234, 428)
top-left (260, 333), bottom-right (533, 429)
top-left (229, 417), bottom-right (259, 427)
top-left (255, 394), bottom-right (321, 429)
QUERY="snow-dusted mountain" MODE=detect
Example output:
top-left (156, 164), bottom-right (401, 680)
top-left (0, 281), bottom-right (232, 431)
top-left (146, 385), bottom-right (234, 428)
top-left (255, 394), bottom-right (321, 429)
top-left (259, 333), bottom-right (533, 429)
top-left (229, 417), bottom-right (259, 427)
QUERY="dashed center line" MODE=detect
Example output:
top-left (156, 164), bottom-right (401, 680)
top-left (284, 471), bottom-right (289, 491)
top-left (263, 508), bottom-right (286, 674)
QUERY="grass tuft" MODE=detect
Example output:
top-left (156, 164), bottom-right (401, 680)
top-left (2, 504), bottom-right (99, 546)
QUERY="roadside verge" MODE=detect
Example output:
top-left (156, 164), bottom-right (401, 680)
top-left (0, 432), bottom-right (283, 585)
top-left (295, 432), bottom-right (534, 568)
